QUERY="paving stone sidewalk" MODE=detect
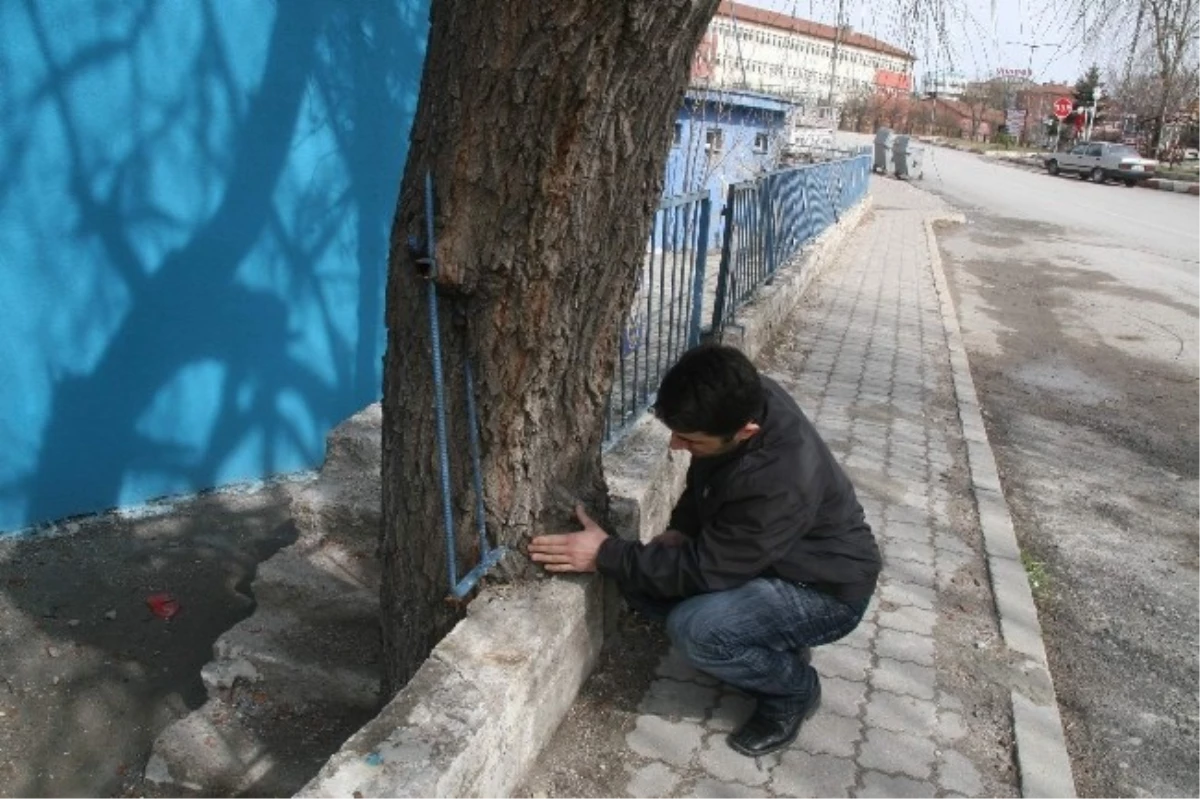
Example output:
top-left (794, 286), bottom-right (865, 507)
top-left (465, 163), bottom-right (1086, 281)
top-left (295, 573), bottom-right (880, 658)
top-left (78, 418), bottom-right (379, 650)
top-left (521, 177), bottom-right (1028, 798)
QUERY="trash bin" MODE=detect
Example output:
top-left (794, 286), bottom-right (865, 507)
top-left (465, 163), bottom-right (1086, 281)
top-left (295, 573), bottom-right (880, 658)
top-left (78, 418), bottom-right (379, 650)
top-left (873, 127), bottom-right (894, 174)
top-left (894, 135), bottom-right (924, 180)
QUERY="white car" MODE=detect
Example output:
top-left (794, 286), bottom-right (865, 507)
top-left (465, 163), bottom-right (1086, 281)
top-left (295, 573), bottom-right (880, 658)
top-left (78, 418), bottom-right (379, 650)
top-left (1044, 142), bottom-right (1159, 186)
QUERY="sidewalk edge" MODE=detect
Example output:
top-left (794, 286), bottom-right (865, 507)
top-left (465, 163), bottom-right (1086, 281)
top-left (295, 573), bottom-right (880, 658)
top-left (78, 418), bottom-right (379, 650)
top-left (922, 216), bottom-right (1077, 799)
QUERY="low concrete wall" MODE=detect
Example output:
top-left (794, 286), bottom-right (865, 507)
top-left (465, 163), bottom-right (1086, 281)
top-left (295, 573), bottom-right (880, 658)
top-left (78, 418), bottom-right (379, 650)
top-left (297, 194), bottom-right (873, 798)
top-left (297, 576), bottom-right (605, 799)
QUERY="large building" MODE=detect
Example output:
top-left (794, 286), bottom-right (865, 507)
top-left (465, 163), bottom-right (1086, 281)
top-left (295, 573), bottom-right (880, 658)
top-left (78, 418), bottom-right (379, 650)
top-left (693, 0), bottom-right (916, 107)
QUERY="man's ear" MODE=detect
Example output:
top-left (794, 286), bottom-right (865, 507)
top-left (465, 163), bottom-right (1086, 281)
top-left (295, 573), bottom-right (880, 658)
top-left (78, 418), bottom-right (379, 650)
top-left (734, 421), bottom-right (761, 442)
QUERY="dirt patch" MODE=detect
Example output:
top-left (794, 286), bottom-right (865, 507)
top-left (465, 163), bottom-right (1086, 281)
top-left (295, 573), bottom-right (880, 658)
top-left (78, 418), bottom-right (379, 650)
top-left (927, 389), bottom-right (1021, 796)
top-left (936, 211), bottom-right (1200, 797)
top-left (514, 610), bottom-right (670, 798)
top-left (0, 485), bottom-right (300, 798)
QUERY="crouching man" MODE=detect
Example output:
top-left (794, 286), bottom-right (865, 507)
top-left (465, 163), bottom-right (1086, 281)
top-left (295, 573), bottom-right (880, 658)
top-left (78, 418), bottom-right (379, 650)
top-left (530, 344), bottom-right (881, 757)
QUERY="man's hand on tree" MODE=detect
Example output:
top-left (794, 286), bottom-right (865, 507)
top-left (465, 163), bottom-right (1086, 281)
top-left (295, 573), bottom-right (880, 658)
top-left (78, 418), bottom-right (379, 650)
top-left (529, 504), bottom-right (609, 573)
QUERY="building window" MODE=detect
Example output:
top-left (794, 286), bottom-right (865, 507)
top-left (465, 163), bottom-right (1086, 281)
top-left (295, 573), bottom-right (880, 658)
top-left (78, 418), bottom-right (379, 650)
top-left (705, 127), bottom-right (724, 153)
top-left (753, 132), bottom-right (769, 154)
top-left (673, 122), bottom-right (682, 147)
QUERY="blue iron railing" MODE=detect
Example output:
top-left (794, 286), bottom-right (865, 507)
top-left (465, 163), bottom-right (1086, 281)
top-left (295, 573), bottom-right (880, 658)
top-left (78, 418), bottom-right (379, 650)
top-left (711, 153), bottom-right (870, 333)
top-left (601, 152), bottom-right (870, 447)
top-left (604, 190), bottom-right (710, 445)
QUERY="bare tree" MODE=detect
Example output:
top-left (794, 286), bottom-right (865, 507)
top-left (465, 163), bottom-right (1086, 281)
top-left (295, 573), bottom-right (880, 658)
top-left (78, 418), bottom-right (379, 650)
top-left (1108, 49), bottom-right (1199, 152)
top-left (959, 79), bottom-right (1007, 140)
top-left (1145, 0), bottom-right (1199, 150)
top-left (1067, 0), bottom-right (1198, 150)
top-left (379, 1), bottom-right (721, 695)
top-left (839, 89), bottom-right (875, 133)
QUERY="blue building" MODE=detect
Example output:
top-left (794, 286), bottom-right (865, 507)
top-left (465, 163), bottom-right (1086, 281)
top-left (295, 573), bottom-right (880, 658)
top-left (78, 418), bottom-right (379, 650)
top-left (664, 88), bottom-right (793, 247)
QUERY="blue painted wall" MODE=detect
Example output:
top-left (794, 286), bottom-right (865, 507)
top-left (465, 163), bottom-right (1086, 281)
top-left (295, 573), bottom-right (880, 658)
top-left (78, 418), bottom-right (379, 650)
top-left (664, 89), bottom-right (790, 247)
top-left (0, 1), bottom-right (429, 533)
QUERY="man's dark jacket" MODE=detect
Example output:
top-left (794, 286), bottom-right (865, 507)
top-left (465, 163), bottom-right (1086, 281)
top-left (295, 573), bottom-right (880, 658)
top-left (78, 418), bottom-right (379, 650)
top-left (596, 376), bottom-right (880, 602)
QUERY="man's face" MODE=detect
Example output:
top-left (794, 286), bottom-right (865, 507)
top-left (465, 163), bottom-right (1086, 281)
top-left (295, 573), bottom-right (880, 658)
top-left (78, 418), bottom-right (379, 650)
top-left (667, 423), bottom-right (761, 458)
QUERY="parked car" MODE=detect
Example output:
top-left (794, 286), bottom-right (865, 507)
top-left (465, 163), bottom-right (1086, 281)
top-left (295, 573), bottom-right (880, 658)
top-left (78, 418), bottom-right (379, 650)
top-left (1044, 142), bottom-right (1158, 186)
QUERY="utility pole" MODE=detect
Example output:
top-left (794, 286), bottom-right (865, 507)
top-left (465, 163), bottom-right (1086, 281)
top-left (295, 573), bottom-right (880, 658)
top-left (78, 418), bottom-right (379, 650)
top-left (1006, 40), bottom-right (1057, 82)
top-left (825, 0), bottom-right (845, 110)
top-left (729, 3), bottom-right (749, 91)
top-left (1006, 40), bottom-right (1057, 143)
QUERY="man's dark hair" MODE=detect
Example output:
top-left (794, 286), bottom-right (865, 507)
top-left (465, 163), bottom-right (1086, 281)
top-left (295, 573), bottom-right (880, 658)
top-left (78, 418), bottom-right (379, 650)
top-left (653, 344), bottom-right (764, 437)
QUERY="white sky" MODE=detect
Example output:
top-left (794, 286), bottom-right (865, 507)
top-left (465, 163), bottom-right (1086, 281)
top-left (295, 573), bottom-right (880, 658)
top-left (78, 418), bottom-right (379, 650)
top-left (734, 0), bottom-right (1092, 84)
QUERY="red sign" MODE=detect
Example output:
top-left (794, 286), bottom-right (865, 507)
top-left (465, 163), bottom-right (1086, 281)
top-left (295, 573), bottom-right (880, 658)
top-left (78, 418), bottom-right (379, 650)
top-left (874, 69), bottom-right (912, 92)
top-left (1053, 97), bottom-right (1073, 120)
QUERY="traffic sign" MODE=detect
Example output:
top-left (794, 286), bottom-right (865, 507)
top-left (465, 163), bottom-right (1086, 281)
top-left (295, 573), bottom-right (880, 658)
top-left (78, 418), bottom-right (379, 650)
top-left (1053, 97), bottom-right (1073, 120)
top-left (1006, 108), bottom-right (1027, 136)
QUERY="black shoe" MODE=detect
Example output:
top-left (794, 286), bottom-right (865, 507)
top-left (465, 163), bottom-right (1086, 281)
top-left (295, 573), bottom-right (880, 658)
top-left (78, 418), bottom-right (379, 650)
top-left (727, 681), bottom-right (822, 758)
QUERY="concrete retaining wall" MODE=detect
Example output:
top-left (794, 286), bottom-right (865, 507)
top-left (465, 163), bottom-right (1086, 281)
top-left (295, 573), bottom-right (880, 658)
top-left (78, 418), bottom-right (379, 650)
top-left (296, 194), bottom-right (873, 798)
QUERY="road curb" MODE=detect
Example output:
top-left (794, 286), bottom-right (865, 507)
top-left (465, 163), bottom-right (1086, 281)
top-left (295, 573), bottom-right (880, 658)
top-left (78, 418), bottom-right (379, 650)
top-left (922, 215), bottom-right (1078, 799)
top-left (1140, 177), bottom-right (1200, 194)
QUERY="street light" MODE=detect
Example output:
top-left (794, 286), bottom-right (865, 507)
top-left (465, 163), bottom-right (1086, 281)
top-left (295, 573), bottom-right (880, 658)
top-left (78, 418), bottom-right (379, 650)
top-left (1006, 40), bottom-right (1059, 80)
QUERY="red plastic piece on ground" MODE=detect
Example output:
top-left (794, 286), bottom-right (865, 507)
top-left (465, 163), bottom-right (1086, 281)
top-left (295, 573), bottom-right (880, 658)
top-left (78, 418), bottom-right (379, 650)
top-left (146, 593), bottom-right (180, 620)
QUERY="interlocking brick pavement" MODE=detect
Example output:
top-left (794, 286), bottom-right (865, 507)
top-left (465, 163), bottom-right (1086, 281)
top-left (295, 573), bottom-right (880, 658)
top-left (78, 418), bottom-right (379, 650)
top-left (521, 177), bottom-right (1026, 798)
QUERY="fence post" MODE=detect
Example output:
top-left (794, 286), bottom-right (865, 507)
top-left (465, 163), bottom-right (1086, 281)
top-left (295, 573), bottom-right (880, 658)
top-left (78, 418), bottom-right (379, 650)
top-left (829, 162), bottom-right (841, 223)
top-left (710, 183), bottom-right (737, 334)
top-left (689, 196), bottom-right (711, 347)
top-left (763, 177), bottom-right (777, 280)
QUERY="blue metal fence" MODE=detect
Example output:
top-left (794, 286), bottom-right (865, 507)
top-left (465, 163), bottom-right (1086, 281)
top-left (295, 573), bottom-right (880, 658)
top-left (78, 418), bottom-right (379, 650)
top-left (711, 153), bottom-right (870, 333)
top-left (604, 191), bottom-right (710, 445)
top-left (601, 152), bottom-right (870, 447)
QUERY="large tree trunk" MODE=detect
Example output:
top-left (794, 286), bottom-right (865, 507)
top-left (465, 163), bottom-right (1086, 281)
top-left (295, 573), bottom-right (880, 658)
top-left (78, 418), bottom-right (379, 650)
top-left (380, 0), bottom-right (720, 695)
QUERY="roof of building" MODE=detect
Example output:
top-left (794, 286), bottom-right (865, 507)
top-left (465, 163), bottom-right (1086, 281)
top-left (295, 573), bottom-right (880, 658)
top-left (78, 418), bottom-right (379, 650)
top-left (716, 1), bottom-right (915, 62)
top-left (1020, 82), bottom-right (1074, 97)
top-left (685, 86), bottom-right (794, 114)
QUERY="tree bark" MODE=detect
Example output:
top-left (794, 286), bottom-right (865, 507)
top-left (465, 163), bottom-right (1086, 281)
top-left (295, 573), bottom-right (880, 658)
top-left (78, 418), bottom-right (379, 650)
top-left (380, 0), bottom-right (720, 696)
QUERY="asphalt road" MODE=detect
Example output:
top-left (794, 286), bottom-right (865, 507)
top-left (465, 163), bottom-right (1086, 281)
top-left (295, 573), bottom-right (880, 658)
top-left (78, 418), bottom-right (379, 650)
top-left (859, 139), bottom-right (1199, 797)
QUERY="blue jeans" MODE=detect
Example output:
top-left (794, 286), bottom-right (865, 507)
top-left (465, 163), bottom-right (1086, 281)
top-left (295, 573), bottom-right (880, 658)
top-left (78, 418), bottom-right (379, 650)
top-left (625, 578), bottom-right (870, 718)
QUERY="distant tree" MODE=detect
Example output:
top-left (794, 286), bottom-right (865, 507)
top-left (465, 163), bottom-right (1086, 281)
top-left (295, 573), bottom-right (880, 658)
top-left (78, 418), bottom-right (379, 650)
top-left (960, 79), bottom-right (1007, 140)
top-left (1065, 0), bottom-right (1198, 150)
top-left (1073, 64), bottom-right (1103, 108)
top-left (1070, 64), bottom-right (1108, 138)
top-left (840, 90), bottom-right (873, 133)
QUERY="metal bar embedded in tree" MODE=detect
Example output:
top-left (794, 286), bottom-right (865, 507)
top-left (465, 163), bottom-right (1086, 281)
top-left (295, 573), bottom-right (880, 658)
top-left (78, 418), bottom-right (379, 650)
top-left (413, 171), bottom-right (507, 600)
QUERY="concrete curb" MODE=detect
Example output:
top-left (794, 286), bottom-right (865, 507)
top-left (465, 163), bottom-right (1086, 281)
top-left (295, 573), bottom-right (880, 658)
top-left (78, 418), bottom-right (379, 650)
top-left (296, 196), bottom-right (875, 798)
top-left (1140, 177), bottom-right (1200, 194)
top-left (923, 216), bottom-right (1077, 798)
